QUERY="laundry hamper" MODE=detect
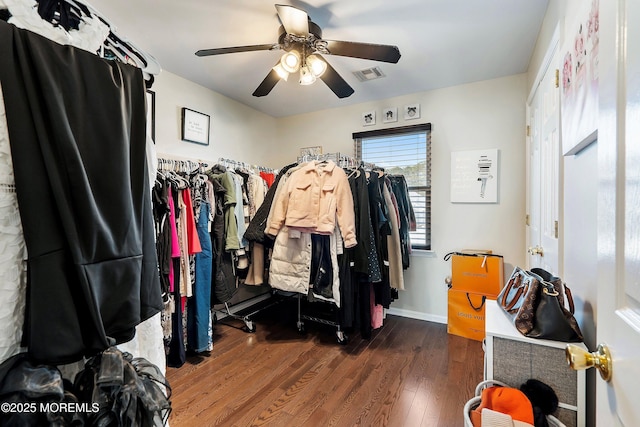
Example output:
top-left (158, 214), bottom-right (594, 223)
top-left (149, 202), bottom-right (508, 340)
top-left (463, 380), bottom-right (566, 427)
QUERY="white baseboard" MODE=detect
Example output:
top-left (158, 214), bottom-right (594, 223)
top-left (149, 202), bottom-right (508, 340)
top-left (386, 307), bottom-right (446, 324)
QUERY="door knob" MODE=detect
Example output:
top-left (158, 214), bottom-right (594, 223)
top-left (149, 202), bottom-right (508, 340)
top-left (527, 245), bottom-right (544, 256)
top-left (565, 343), bottom-right (612, 382)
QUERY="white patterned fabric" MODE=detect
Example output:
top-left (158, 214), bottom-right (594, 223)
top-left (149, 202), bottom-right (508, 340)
top-left (0, 83), bottom-right (27, 365)
top-left (1, 0), bottom-right (110, 53)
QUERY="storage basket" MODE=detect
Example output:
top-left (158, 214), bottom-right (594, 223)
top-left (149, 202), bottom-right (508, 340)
top-left (463, 380), bottom-right (566, 427)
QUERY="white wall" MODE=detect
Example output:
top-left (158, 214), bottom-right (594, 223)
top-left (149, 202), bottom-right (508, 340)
top-left (152, 70), bottom-right (528, 322)
top-left (151, 71), bottom-right (277, 164)
top-left (275, 74), bottom-right (528, 320)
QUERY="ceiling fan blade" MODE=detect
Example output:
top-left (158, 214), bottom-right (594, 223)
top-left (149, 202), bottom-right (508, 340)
top-left (252, 65), bottom-right (281, 97)
top-left (275, 4), bottom-right (309, 36)
top-left (318, 57), bottom-right (354, 99)
top-left (324, 40), bottom-right (401, 63)
top-left (195, 44), bottom-right (275, 57)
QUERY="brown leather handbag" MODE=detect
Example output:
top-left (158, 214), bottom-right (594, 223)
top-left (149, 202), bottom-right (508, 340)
top-left (497, 267), bottom-right (583, 342)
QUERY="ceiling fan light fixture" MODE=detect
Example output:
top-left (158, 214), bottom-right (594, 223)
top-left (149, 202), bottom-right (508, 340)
top-left (299, 65), bottom-right (316, 85)
top-left (273, 63), bottom-right (289, 81)
top-left (280, 50), bottom-right (301, 73)
top-left (306, 54), bottom-right (327, 77)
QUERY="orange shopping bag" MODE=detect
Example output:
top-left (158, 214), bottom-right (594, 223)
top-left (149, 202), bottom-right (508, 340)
top-left (447, 289), bottom-right (487, 341)
top-left (445, 251), bottom-right (504, 297)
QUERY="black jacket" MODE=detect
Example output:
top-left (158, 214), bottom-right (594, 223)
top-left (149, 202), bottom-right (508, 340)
top-left (244, 163), bottom-right (297, 245)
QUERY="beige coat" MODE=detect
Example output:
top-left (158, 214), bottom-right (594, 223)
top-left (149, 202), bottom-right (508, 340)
top-left (266, 161), bottom-right (357, 248)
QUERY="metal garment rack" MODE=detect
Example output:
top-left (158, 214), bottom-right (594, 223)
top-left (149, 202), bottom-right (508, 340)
top-left (212, 290), bottom-right (293, 333)
top-left (210, 156), bottom-right (278, 333)
top-left (158, 154), bottom-right (278, 334)
top-left (295, 294), bottom-right (348, 345)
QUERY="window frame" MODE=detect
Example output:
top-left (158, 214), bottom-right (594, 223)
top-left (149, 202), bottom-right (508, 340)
top-left (353, 123), bottom-right (432, 250)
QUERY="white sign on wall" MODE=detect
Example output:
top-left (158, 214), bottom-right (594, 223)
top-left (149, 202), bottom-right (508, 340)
top-left (450, 149), bottom-right (499, 203)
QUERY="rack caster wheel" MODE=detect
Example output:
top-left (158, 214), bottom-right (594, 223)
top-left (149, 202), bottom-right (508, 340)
top-left (243, 320), bottom-right (256, 333)
top-left (336, 331), bottom-right (348, 345)
top-left (297, 321), bottom-right (305, 334)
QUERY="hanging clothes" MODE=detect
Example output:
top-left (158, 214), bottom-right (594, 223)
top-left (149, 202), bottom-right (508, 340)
top-left (152, 176), bottom-right (172, 297)
top-left (259, 170), bottom-right (275, 188)
top-left (389, 175), bottom-right (416, 269)
top-left (0, 84), bottom-right (27, 365)
top-left (187, 175), bottom-right (213, 353)
top-left (209, 177), bottom-right (237, 304)
top-left (383, 176), bottom-right (404, 290)
top-left (0, 21), bottom-right (162, 364)
top-left (244, 162), bottom-right (297, 246)
top-left (206, 165), bottom-right (240, 252)
top-left (368, 172), bottom-right (392, 308)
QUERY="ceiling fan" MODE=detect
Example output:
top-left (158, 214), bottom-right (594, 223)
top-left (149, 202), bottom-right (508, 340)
top-left (195, 4), bottom-right (401, 98)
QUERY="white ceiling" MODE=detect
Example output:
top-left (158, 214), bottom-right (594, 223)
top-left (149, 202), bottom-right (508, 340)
top-left (87, 0), bottom-right (549, 118)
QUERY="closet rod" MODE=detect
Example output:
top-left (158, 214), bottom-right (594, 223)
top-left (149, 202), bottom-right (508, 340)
top-left (217, 157), bottom-right (275, 173)
top-left (297, 152), bottom-right (379, 171)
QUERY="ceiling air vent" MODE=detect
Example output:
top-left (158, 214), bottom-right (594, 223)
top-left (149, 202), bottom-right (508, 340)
top-left (353, 66), bottom-right (386, 82)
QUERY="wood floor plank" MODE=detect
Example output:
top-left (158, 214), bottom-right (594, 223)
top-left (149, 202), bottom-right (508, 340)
top-left (165, 304), bottom-right (484, 427)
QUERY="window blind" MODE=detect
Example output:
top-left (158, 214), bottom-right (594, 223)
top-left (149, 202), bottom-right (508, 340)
top-left (354, 124), bottom-right (431, 250)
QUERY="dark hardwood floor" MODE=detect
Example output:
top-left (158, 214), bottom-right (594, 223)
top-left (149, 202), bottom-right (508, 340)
top-left (165, 299), bottom-right (484, 426)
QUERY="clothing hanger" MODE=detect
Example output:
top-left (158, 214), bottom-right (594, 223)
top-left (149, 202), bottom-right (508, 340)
top-left (1, 0), bottom-right (160, 80)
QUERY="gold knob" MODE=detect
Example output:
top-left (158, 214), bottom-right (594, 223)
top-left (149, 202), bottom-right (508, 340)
top-left (565, 343), bottom-right (612, 382)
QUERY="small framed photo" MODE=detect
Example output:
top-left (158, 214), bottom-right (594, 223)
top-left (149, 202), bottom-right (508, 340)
top-left (403, 104), bottom-right (421, 120)
top-left (181, 107), bottom-right (210, 145)
top-left (362, 110), bottom-right (376, 126)
top-left (382, 107), bottom-right (398, 123)
top-left (300, 146), bottom-right (323, 157)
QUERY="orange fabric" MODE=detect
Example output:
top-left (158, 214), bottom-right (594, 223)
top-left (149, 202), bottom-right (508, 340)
top-left (470, 386), bottom-right (534, 427)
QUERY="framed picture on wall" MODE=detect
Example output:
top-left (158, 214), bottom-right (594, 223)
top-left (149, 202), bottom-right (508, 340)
top-left (300, 146), bottom-right (323, 157)
top-left (146, 90), bottom-right (155, 142)
top-left (403, 104), bottom-right (421, 120)
top-left (362, 110), bottom-right (376, 126)
top-left (382, 107), bottom-right (398, 123)
top-left (181, 107), bottom-right (210, 145)
top-left (450, 148), bottom-right (499, 203)
top-left (560, 0), bottom-right (599, 155)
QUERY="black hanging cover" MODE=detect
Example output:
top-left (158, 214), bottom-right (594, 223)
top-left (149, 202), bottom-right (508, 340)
top-left (0, 20), bottom-right (162, 364)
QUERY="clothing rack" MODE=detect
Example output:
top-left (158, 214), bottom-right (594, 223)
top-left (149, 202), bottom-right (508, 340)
top-left (157, 157), bottom-right (208, 173)
top-left (296, 152), bottom-right (378, 171)
top-left (296, 152), bottom-right (355, 169)
top-left (296, 294), bottom-right (347, 344)
top-left (211, 157), bottom-right (278, 332)
top-left (157, 154), bottom-right (274, 334)
top-left (217, 157), bottom-right (275, 173)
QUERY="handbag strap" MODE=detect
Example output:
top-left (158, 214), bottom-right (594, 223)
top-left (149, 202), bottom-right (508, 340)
top-left (500, 269), bottom-right (528, 311)
top-left (564, 284), bottom-right (576, 314)
top-left (467, 293), bottom-right (486, 311)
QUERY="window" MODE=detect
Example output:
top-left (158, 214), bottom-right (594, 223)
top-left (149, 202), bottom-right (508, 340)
top-left (353, 123), bottom-right (431, 250)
